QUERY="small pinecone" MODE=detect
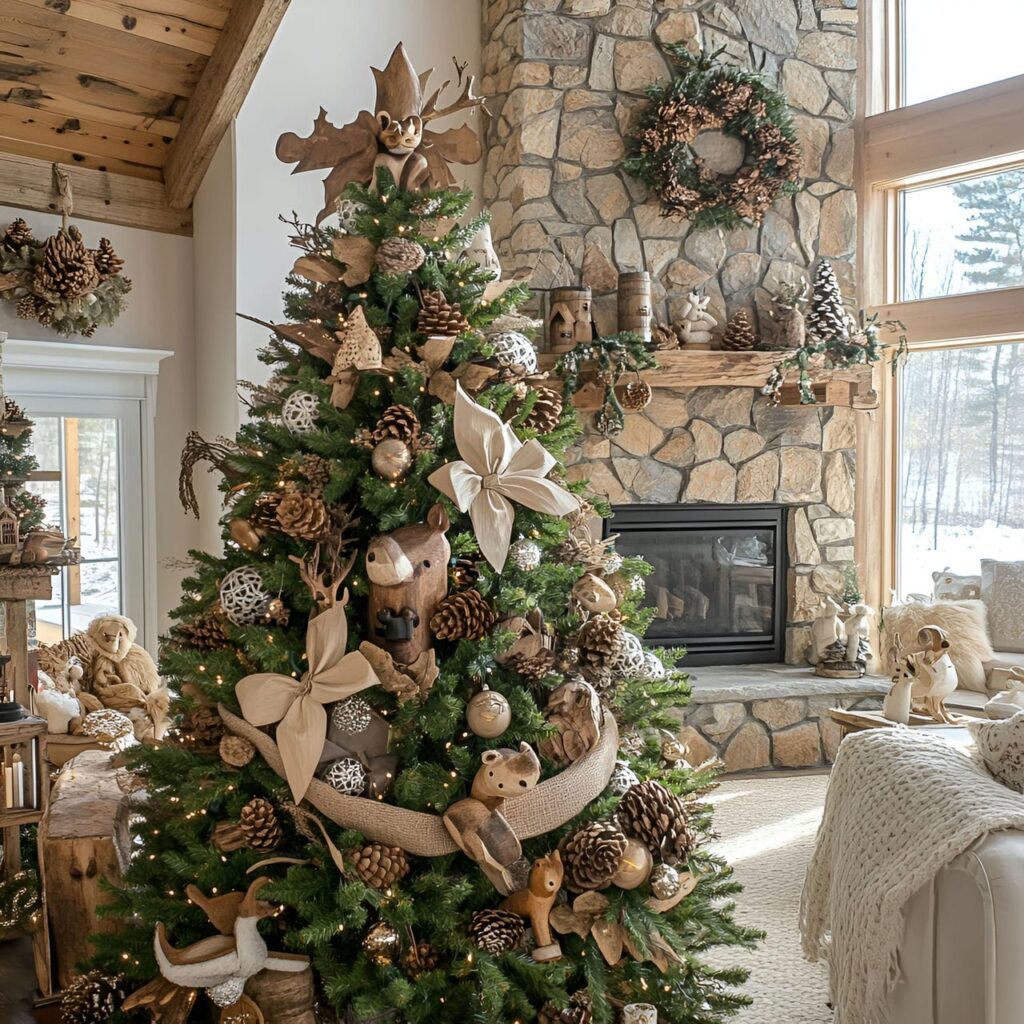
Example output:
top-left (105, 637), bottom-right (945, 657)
top-left (402, 940), bottom-right (439, 978)
top-left (219, 733), bottom-right (255, 769)
top-left (469, 908), bottom-right (525, 954)
top-left (604, 573), bottom-right (630, 606)
top-left (2, 217), bottom-right (33, 252)
top-left (506, 648), bottom-right (557, 681)
top-left (179, 704), bottom-right (223, 754)
top-left (559, 819), bottom-right (629, 892)
top-left (353, 844), bottom-right (410, 889)
top-left (449, 557), bottom-right (480, 589)
top-left (34, 226), bottom-right (99, 301)
top-left (36, 303), bottom-right (54, 327)
top-left (283, 453), bottom-right (332, 493)
top-left (15, 295), bottom-right (39, 321)
top-left (59, 970), bottom-right (126, 1024)
top-left (275, 491), bottom-right (329, 540)
top-left (539, 993), bottom-right (593, 1024)
top-left (620, 379), bottom-right (653, 411)
top-left (172, 612), bottom-right (229, 651)
top-left (376, 236), bottom-right (426, 274)
top-left (508, 385), bottom-right (563, 433)
top-left (240, 797), bottom-right (281, 850)
top-left (576, 614), bottom-right (625, 671)
top-left (250, 492), bottom-right (282, 530)
top-left (721, 310), bottom-right (756, 351)
top-left (651, 323), bottom-right (678, 350)
top-left (417, 290), bottom-right (471, 337)
top-left (92, 238), bottom-right (124, 279)
top-left (430, 589), bottom-right (496, 641)
top-left (372, 404), bottom-right (421, 444)
top-left (616, 780), bottom-right (695, 866)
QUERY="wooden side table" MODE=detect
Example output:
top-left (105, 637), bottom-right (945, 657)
top-left (827, 707), bottom-right (975, 749)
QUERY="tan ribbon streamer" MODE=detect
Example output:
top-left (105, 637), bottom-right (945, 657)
top-left (235, 600), bottom-right (379, 802)
top-left (428, 384), bottom-right (579, 571)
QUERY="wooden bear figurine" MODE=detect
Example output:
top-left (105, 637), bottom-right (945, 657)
top-left (442, 743), bottom-right (541, 894)
top-left (500, 850), bottom-right (564, 962)
top-left (366, 504), bottom-right (450, 665)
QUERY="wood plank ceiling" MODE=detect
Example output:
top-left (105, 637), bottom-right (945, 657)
top-left (0, 0), bottom-right (289, 234)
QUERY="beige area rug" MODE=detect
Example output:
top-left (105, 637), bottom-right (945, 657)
top-left (708, 772), bottom-right (833, 1024)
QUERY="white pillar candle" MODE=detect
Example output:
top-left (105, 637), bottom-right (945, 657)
top-left (3, 764), bottom-right (12, 810)
top-left (12, 754), bottom-right (23, 808)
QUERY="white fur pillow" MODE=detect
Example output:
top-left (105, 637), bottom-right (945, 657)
top-left (969, 712), bottom-right (1024, 792)
top-left (881, 600), bottom-right (994, 692)
top-left (33, 687), bottom-right (81, 734)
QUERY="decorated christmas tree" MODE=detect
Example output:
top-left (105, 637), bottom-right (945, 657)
top-left (90, 45), bottom-right (759, 1024)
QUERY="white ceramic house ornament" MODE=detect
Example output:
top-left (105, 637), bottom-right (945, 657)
top-left (461, 223), bottom-right (501, 281)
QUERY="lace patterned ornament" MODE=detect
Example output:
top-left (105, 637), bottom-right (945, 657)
top-left (281, 390), bottom-right (320, 437)
top-left (219, 567), bottom-right (271, 626)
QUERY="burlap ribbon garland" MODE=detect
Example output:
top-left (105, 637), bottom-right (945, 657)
top-left (219, 704), bottom-right (619, 857)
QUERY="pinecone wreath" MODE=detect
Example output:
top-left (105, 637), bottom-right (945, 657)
top-left (275, 490), bottom-right (329, 540)
top-left (34, 226), bottom-right (99, 302)
top-left (353, 843), bottom-right (410, 889)
top-left (402, 940), bottom-right (440, 978)
top-left (721, 309), bottom-right (756, 351)
top-left (178, 705), bottom-right (223, 754)
top-left (376, 236), bottom-right (426, 274)
top-left (2, 217), bottom-right (32, 252)
top-left (508, 385), bottom-right (563, 433)
top-left (469, 908), bottom-right (525, 954)
top-left (576, 614), bottom-right (626, 671)
top-left (372, 404), bottom-right (421, 444)
top-left (240, 797), bottom-right (281, 850)
top-left (559, 820), bottom-right (629, 891)
top-left (430, 589), bottom-right (497, 641)
top-left (616, 780), bottom-right (695, 866)
top-left (59, 970), bottom-right (126, 1024)
top-left (417, 290), bottom-right (471, 337)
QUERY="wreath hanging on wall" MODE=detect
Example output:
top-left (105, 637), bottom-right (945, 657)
top-left (624, 45), bottom-right (802, 231)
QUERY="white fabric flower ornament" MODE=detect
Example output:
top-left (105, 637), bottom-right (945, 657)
top-left (428, 384), bottom-right (579, 571)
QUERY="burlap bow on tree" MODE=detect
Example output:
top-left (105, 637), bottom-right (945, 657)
top-left (236, 598), bottom-right (379, 801)
top-left (428, 385), bottom-right (579, 571)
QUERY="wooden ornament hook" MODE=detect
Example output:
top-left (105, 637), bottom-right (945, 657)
top-left (51, 164), bottom-right (73, 231)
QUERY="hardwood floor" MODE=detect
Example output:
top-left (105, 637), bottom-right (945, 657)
top-left (0, 937), bottom-right (40, 1024)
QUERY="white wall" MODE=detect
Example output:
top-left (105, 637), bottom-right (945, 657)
top-left (0, 205), bottom-right (198, 635)
top-left (234, 0), bottom-right (484, 384)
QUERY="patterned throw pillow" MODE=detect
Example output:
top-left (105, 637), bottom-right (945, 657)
top-left (969, 712), bottom-right (1024, 792)
top-left (981, 560), bottom-right (1024, 654)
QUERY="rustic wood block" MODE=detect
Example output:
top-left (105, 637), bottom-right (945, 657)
top-left (247, 967), bottom-right (317, 1024)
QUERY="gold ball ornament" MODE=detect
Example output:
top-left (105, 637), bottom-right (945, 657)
top-left (466, 686), bottom-right (511, 739)
top-left (371, 438), bottom-right (413, 480)
top-left (611, 836), bottom-right (653, 890)
top-left (363, 920), bottom-right (402, 967)
top-left (228, 517), bottom-right (261, 553)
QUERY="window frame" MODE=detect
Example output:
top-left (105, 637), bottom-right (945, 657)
top-left (858, 0), bottom-right (1024, 609)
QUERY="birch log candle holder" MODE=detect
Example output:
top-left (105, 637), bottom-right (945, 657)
top-left (616, 273), bottom-right (652, 347)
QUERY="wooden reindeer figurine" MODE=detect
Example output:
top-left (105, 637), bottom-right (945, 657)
top-left (909, 625), bottom-right (959, 723)
top-left (443, 743), bottom-right (541, 894)
top-left (366, 504), bottom-right (450, 664)
top-left (500, 850), bottom-right (564, 962)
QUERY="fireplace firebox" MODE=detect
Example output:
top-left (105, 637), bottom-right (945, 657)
top-left (607, 504), bottom-right (787, 665)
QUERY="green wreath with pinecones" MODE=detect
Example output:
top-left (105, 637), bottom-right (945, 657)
top-left (624, 45), bottom-right (802, 230)
top-left (0, 218), bottom-right (131, 337)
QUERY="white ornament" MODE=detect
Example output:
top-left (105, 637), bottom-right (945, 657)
top-left (608, 631), bottom-right (645, 676)
top-left (207, 977), bottom-right (245, 1008)
top-left (608, 759), bottom-right (640, 796)
top-left (281, 390), bottom-right (320, 437)
top-left (461, 222), bottom-right (501, 280)
top-left (322, 756), bottom-right (368, 796)
top-left (649, 862), bottom-right (682, 901)
top-left (637, 651), bottom-right (666, 682)
top-left (602, 552), bottom-right (624, 575)
top-left (331, 697), bottom-right (373, 736)
top-left (336, 198), bottom-right (368, 234)
top-left (219, 567), bottom-right (271, 626)
top-left (489, 331), bottom-right (538, 374)
top-left (676, 291), bottom-right (718, 346)
top-left (509, 537), bottom-right (542, 572)
top-left (622, 1004), bottom-right (658, 1024)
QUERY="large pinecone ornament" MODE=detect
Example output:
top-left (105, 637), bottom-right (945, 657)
top-left (353, 844), bottom-right (410, 889)
top-left (275, 491), bottom-right (329, 540)
top-left (430, 589), bottom-right (496, 641)
top-left (59, 970), bottom-right (126, 1024)
top-left (372, 404), bottom-right (421, 444)
top-left (417, 290), bottom-right (471, 337)
top-left (179, 704), bottom-right (222, 754)
top-left (506, 648), bottom-right (557, 681)
top-left (2, 218), bottom-right (32, 252)
top-left (619, 379), bottom-right (653, 411)
top-left (92, 238), bottom-right (125, 279)
top-left (34, 226), bottom-right (100, 301)
top-left (617, 780), bottom-right (695, 865)
top-left (576, 614), bottom-right (626, 671)
top-left (721, 309), bottom-right (756, 351)
top-left (469, 908), bottom-right (525, 954)
top-left (376, 236), bottom-right (426, 274)
top-left (508, 385), bottom-right (563, 433)
top-left (240, 798), bottom-right (281, 850)
top-left (172, 612), bottom-right (229, 651)
top-left (560, 819), bottom-right (629, 891)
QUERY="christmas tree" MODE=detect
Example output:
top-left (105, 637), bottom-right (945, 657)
top-left (90, 45), bottom-right (759, 1024)
top-left (0, 337), bottom-right (46, 532)
top-left (805, 259), bottom-right (848, 346)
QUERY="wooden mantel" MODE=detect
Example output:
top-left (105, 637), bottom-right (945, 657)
top-left (538, 349), bottom-right (878, 410)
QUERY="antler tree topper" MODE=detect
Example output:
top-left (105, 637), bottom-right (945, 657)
top-left (276, 42), bottom-right (486, 223)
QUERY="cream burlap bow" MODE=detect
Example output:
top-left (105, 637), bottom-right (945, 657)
top-left (236, 598), bottom-right (378, 802)
top-left (428, 385), bottom-right (579, 571)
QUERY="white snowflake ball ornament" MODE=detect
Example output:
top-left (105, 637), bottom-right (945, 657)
top-left (489, 331), bottom-right (538, 374)
top-left (281, 390), bottom-right (320, 437)
top-left (637, 651), bottom-right (667, 682)
top-left (608, 631), bottom-right (645, 677)
top-left (219, 566), bottom-right (271, 626)
top-left (509, 537), bottom-right (542, 572)
top-left (336, 197), bottom-right (368, 234)
top-left (608, 760), bottom-right (640, 796)
top-left (322, 757), bottom-right (369, 796)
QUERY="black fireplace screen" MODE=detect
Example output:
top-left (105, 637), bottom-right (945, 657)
top-left (606, 504), bottom-right (787, 665)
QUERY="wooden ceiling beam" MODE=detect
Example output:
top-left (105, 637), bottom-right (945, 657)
top-left (0, 150), bottom-right (191, 234)
top-left (163, 0), bottom-right (289, 210)
top-left (0, 88), bottom-right (181, 139)
top-left (0, 134), bottom-right (165, 181)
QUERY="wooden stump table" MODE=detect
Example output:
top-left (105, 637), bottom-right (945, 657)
top-left (826, 707), bottom-right (975, 749)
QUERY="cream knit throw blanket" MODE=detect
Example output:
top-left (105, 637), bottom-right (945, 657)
top-left (800, 728), bottom-right (1024, 1024)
